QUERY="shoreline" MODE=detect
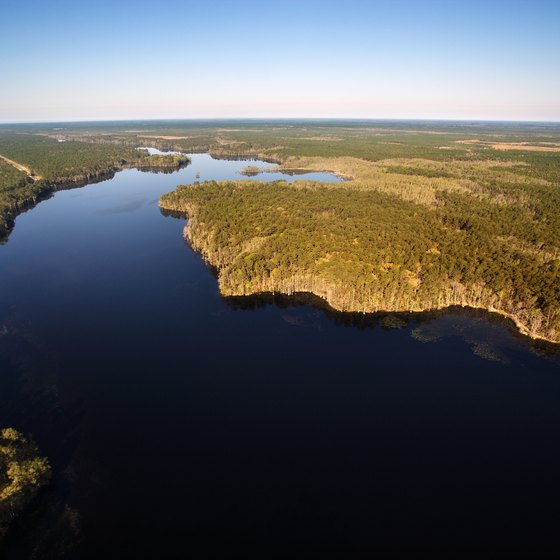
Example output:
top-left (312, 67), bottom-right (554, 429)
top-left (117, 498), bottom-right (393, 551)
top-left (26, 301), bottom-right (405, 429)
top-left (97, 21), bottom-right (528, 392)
top-left (210, 255), bottom-right (560, 345)
top-left (221, 276), bottom-right (560, 346)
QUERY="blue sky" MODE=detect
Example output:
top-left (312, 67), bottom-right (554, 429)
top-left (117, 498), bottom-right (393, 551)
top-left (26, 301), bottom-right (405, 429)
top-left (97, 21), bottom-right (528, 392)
top-left (1, 0), bottom-right (559, 122)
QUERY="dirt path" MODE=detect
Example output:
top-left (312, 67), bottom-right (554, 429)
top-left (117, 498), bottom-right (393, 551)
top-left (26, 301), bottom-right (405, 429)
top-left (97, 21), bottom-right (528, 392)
top-left (0, 154), bottom-right (42, 181)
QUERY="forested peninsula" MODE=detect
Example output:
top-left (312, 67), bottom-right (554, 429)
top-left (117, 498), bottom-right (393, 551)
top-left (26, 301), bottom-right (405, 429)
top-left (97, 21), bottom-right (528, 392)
top-left (160, 178), bottom-right (559, 342)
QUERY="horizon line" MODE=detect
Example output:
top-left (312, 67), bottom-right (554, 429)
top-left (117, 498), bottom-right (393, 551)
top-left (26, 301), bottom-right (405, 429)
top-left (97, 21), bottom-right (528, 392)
top-left (2, 116), bottom-right (560, 125)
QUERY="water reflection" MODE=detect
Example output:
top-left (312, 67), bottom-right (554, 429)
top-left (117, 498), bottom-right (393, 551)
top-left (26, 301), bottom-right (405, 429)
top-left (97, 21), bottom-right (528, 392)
top-left (224, 292), bottom-right (560, 360)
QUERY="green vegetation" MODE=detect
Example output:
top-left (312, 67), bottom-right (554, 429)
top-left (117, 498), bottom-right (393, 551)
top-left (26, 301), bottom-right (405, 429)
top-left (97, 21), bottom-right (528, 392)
top-left (0, 135), bottom-right (145, 182)
top-left (0, 159), bottom-right (29, 190)
top-left (0, 428), bottom-right (51, 543)
top-left (134, 152), bottom-right (190, 171)
top-left (30, 119), bottom-right (559, 164)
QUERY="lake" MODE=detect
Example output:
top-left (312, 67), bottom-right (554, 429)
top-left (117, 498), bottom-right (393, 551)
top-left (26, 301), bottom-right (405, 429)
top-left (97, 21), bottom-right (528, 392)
top-left (1, 153), bottom-right (559, 558)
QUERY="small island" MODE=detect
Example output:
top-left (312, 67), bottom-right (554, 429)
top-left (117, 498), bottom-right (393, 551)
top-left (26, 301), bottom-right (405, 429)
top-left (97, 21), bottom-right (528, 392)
top-left (239, 165), bottom-right (261, 176)
top-left (134, 152), bottom-right (190, 172)
top-left (0, 428), bottom-right (51, 543)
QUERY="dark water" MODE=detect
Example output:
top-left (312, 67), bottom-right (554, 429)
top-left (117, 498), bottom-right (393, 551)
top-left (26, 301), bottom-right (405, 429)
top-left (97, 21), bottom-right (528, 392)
top-left (0, 154), bottom-right (559, 559)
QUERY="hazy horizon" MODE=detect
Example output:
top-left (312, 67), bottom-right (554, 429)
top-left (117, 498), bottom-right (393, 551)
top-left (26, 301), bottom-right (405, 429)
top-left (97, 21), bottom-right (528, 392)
top-left (3, 117), bottom-right (560, 126)
top-left (2, 0), bottom-right (559, 122)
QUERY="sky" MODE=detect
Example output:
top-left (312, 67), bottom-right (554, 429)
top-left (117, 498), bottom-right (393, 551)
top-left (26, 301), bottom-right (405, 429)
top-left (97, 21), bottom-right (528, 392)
top-left (1, 0), bottom-right (559, 122)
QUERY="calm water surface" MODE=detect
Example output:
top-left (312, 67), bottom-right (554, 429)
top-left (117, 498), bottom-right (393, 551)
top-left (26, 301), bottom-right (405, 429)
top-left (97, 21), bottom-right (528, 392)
top-left (0, 154), bottom-right (559, 558)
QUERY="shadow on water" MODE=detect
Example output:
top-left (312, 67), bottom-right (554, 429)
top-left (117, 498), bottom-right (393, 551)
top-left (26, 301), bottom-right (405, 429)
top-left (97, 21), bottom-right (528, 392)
top-left (158, 207), bottom-right (187, 220)
top-left (224, 292), bottom-right (560, 360)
